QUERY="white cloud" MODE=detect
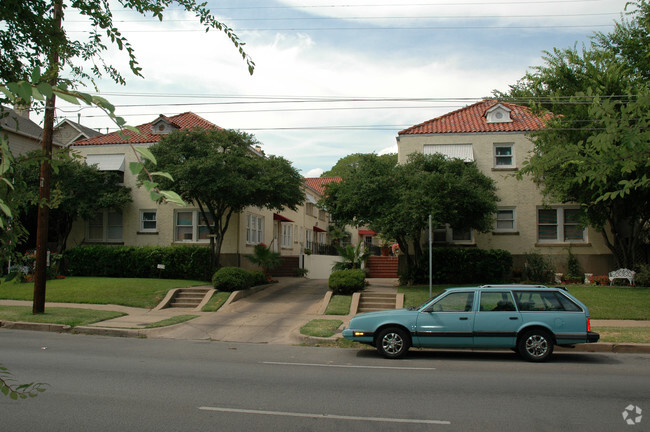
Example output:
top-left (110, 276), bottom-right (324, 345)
top-left (304, 168), bottom-right (324, 177)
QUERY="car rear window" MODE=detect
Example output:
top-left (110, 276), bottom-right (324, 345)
top-left (514, 290), bottom-right (582, 312)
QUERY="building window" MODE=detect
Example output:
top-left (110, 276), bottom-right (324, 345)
top-left (451, 227), bottom-right (473, 243)
top-left (140, 210), bottom-right (157, 232)
top-left (305, 229), bottom-right (313, 249)
top-left (495, 208), bottom-right (516, 232)
top-left (537, 207), bottom-right (586, 243)
top-left (246, 214), bottom-right (264, 244)
top-left (175, 210), bottom-right (214, 242)
top-left (87, 210), bottom-right (123, 242)
top-left (306, 203), bottom-right (316, 217)
top-left (432, 224), bottom-right (474, 244)
top-left (281, 223), bottom-right (293, 248)
top-left (494, 143), bottom-right (514, 168)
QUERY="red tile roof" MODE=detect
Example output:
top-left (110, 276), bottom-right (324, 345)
top-left (71, 112), bottom-right (222, 146)
top-left (304, 177), bottom-right (341, 195)
top-left (398, 100), bottom-right (549, 135)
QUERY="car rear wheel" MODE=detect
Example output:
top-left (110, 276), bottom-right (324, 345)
top-left (518, 329), bottom-right (554, 362)
top-left (376, 327), bottom-right (410, 359)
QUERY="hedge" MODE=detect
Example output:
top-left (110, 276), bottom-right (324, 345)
top-left (329, 269), bottom-right (366, 295)
top-left (400, 248), bottom-right (513, 285)
top-left (62, 245), bottom-right (214, 281)
top-left (212, 267), bottom-right (252, 292)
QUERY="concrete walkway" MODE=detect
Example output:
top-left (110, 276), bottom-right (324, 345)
top-left (1, 278), bottom-right (649, 353)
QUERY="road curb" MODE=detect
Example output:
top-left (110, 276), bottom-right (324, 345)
top-left (0, 320), bottom-right (145, 338)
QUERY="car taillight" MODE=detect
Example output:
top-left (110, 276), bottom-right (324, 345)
top-left (587, 318), bottom-right (591, 332)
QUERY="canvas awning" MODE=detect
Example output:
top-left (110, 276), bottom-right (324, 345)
top-left (358, 230), bottom-right (376, 235)
top-left (86, 154), bottom-right (126, 171)
top-left (423, 144), bottom-right (474, 162)
top-left (273, 213), bottom-right (294, 223)
top-left (313, 226), bottom-right (326, 233)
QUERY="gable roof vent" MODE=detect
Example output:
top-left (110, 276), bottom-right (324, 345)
top-left (485, 104), bottom-right (513, 124)
top-left (151, 115), bottom-right (180, 134)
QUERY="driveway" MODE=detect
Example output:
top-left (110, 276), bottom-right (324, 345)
top-left (146, 278), bottom-right (330, 344)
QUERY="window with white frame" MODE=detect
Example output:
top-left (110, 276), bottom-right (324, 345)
top-left (494, 143), bottom-right (514, 168)
top-left (281, 223), bottom-right (293, 248)
top-left (494, 208), bottom-right (516, 232)
top-left (140, 210), bottom-right (157, 232)
top-left (175, 210), bottom-right (214, 242)
top-left (305, 229), bottom-right (313, 249)
top-left (432, 224), bottom-right (474, 244)
top-left (87, 209), bottom-right (123, 242)
top-left (246, 214), bottom-right (264, 244)
top-left (537, 207), bottom-right (586, 243)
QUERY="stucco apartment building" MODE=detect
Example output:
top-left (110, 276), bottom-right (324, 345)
top-left (66, 112), bottom-right (332, 270)
top-left (397, 100), bottom-right (614, 274)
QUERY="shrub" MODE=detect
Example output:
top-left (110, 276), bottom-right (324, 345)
top-left (212, 267), bottom-right (252, 292)
top-left (399, 248), bottom-right (513, 285)
top-left (62, 245), bottom-right (213, 281)
top-left (523, 251), bottom-right (554, 283)
top-left (566, 249), bottom-right (583, 279)
top-left (248, 270), bottom-right (267, 287)
top-left (635, 265), bottom-right (650, 287)
top-left (328, 269), bottom-right (365, 295)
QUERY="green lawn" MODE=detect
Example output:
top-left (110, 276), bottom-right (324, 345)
top-left (300, 319), bottom-right (343, 338)
top-left (201, 292), bottom-right (231, 312)
top-left (0, 306), bottom-right (125, 327)
top-left (399, 284), bottom-right (650, 320)
top-left (0, 277), bottom-right (208, 309)
top-left (325, 295), bottom-right (352, 315)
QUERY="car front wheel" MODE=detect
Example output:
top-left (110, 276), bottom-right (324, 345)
top-left (376, 327), bottom-right (410, 359)
top-left (518, 329), bottom-right (554, 362)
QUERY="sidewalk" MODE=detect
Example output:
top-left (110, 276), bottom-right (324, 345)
top-left (1, 278), bottom-right (649, 354)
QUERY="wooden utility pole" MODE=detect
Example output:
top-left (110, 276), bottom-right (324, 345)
top-left (33, 0), bottom-right (62, 314)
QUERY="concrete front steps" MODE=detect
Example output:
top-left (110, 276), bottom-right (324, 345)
top-left (154, 286), bottom-right (214, 311)
top-left (352, 285), bottom-right (404, 314)
top-left (366, 256), bottom-right (399, 278)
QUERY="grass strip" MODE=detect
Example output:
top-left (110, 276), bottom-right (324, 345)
top-left (0, 277), bottom-right (208, 309)
top-left (144, 315), bottom-right (198, 329)
top-left (300, 319), bottom-right (343, 338)
top-left (592, 326), bottom-right (650, 344)
top-left (325, 295), bottom-right (352, 315)
top-left (0, 306), bottom-right (125, 328)
top-left (201, 292), bottom-right (231, 312)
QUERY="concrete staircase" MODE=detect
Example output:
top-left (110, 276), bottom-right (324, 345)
top-left (167, 287), bottom-right (212, 308)
top-left (366, 256), bottom-right (399, 278)
top-left (357, 291), bottom-right (398, 313)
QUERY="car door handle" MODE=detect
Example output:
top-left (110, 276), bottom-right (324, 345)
top-left (459, 317), bottom-right (469, 320)
top-left (509, 317), bottom-right (519, 320)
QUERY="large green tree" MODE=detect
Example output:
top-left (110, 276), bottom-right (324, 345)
top-left (0, 0), bottom-right (253, 313)
top-left (11, 151), bottom-right (132, 253)
top-left (143, 128), bottom-right (304, 268)
top-left (495, 0), bottom-right (650, 268)
top-left (322, 153), bottom-right (498, 279)
top-left (321, 153), bottom-right (397, 178)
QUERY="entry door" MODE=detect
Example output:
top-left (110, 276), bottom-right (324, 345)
top-left (414, 291), bottom-right (475, 348)
top-left (473, 291), bottom-right (521, 347)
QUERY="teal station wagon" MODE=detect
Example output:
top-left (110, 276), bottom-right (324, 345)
top-left (342, 285), bottom-right (600, 362)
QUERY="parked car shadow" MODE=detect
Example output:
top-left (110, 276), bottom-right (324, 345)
top-left (354, 347), bottom-right (621, 364)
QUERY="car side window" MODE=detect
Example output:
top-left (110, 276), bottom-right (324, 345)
top-left (514, 291), bottom-right (566, 311)
top-left (479, 291), bottom-right (516, 312)
top-left (430, 292), bottom-right (474, 312)
top-left (555, 292), bottom-right (583, 312)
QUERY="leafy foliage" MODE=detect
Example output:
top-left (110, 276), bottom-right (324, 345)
top-left (495, 1), bottom-right (650, 267)
top-left (144, 128), bottom-right (304, 268)
top-left (211, 267), bottom-right (252, 292)
top-left (63, 245), bottom-right (213, 281)
top-left (322, 153), bottom-right (499, 281)
top-left (332, 243), bottom-right (370, 271)
top-left (246, 243), bottom-right (281, 277)
top-left (321, 153), bottom-right (397, 179)
top-left (0, 364), bottom-right (47, 400)
top-left (523, 252), bottom-right (555, 284)
top-left (328, 269), bottom-right (366, 295)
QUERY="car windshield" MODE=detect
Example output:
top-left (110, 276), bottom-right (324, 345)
top-left (411, 291), bottom-right (447, 311)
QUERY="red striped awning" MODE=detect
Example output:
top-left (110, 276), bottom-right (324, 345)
top-left (358, 230), bottom-right (376, 235)
top-left (273, 213), bottom-right (294, 222)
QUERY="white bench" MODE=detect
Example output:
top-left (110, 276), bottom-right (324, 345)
top-left (608, 268), bottom-right (635, 286)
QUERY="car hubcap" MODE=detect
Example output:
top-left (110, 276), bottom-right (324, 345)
top-left (382, 333), bottom-right (404, 355)
top-left (525, 335), bottom-right (548, 358)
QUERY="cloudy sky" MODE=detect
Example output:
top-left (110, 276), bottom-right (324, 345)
top-left (58, 0), bottom-right (632, 176)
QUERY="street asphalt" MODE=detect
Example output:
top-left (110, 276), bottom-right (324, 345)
top-left (1, 277), bottom-right (649, 354)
